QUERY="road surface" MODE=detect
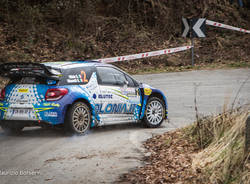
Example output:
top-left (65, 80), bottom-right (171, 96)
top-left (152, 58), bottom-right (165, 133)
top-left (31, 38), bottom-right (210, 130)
top-left (0, 68), bottom-right (249, 184)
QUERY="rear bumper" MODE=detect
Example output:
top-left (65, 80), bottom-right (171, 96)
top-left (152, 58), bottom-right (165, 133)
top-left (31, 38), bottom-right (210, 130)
top-left (0, 120), bottom-right (53, 128)
top-left (0, 102), bottom-right (66, 125)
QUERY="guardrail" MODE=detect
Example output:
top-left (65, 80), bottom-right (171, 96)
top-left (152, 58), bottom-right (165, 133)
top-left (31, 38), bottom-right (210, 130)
top-left (94, 46), bottom-right (192, 63)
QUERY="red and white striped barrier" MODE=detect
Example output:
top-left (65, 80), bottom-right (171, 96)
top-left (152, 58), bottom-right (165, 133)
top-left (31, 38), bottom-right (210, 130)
top-left (206, 20), bottom-right (250, 34)
top-left (95, 45), bottom-right (192, 63)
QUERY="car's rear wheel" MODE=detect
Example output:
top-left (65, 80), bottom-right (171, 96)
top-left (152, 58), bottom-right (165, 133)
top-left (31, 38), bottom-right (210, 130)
top-left (143, 97), bottom-right (165, 128)
top-left (65, 101), bottom-right (91, 135)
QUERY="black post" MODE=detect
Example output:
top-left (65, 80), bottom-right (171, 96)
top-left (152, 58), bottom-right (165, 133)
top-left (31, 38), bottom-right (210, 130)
top-left (189, 18), bottom-right (195, 67)
top-left (191, 38), bottom-right (194, 66)
top-left (245, 116), bottom-right (250, 153)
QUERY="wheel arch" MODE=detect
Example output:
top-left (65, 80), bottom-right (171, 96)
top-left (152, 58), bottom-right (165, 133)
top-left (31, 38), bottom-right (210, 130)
top-left (147, 90), bottom-right (168, 120)
top-left (63, 97), bottom-right (94, 134)
top-left (139, 89), bottom-right (168, 120)
top-left (64, 98), bottom-right (94, 123)
top-left (148, 92), bottom-right (167, 109)
top-left (141, 91), bottom-right (167, 127)
top-left (72, 98), bottom-right (92, 109)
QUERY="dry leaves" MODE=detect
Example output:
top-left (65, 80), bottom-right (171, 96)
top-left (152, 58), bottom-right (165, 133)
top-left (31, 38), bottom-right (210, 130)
top-left (119, 130), bottom-right (206, 184)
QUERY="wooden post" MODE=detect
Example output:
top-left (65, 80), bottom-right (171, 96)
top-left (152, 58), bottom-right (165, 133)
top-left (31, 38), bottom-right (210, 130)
top-left (246, 116), bottom-right (250, 153)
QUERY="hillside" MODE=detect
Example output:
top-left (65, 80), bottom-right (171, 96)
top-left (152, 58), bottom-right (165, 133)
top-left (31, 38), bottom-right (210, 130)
top-left (0, 0), bottom-right (249, 72)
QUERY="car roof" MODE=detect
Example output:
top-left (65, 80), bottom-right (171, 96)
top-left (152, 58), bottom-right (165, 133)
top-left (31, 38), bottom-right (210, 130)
top-left (42, 60), bottom-right (138, 84)
top-left (42, 61), bottom-right (113, 69)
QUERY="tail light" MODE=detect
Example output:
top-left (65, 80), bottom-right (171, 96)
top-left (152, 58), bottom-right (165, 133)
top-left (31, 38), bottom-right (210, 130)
top-left (45, 88), bottom-right (68, 101)
top-left (0, 88), bottom-right (5, 101)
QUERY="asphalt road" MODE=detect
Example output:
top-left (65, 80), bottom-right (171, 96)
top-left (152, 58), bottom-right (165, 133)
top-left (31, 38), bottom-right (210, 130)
top-left (0, 69), bottom-right (249, 184)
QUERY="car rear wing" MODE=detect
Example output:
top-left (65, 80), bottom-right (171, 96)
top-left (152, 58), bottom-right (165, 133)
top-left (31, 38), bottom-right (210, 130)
top-left (0, 62), bottom-right (61, 80)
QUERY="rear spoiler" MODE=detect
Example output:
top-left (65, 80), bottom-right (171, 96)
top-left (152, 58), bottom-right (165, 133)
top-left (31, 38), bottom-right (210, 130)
top-left (0, 62), bottom-right (61, 80)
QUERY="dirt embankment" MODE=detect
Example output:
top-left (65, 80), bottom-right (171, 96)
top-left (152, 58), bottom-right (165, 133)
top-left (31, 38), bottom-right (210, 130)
top-left (0, 0), bottom-right (249, 73)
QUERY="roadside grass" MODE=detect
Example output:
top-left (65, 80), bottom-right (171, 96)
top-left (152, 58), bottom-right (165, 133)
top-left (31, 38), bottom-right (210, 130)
top-left (191, 108), bottom-right (250, 184)
top-left (120, 107), bottom-right (250, 184)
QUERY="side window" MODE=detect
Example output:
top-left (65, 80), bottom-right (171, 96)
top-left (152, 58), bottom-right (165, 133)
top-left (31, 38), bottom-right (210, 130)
top-left (60, 67), bottom-right (93, 85)
top-left (125, 74), bottom-right (137, 87)
top-left (97, 67), bottom-right (127, 86)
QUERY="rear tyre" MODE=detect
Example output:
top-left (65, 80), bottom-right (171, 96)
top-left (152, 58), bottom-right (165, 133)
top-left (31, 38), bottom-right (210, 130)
top-left (143, 97), bottom-right (165, 128)
top-left (65, 102), bottom-right (91, 135)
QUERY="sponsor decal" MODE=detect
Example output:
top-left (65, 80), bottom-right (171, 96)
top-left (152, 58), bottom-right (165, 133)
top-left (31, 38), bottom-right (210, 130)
top-left (67, 70), bottom-right (88, 83)
top-left (43, 103), bottom-right (60, 107)
top-left (98, 94), bottom-right (113, 99)
top-left (80, 71), bottom-right (89, 83)
top-left (120, 87), bottom-right (136, 96)
top-left (95, 103), bottom-right (137, 114)
top-left (18, 89), bottom-right (29, 93)
top-left (67, 76), bottom-right (82, 83)
top-left (0, 107), bottom-right (8, 112)
top-left (110, 88), bottom-right (138, 101)
top-left (144, 88), bottom-right (152, 96)
top-left (44, 112), bottom-right (58, 117)
top-left (34, 107), bottom-right (54, 112)
top-left (112, 91), bottom-right (129, 100)
top-left (47, 80), bottom-right (57, 85)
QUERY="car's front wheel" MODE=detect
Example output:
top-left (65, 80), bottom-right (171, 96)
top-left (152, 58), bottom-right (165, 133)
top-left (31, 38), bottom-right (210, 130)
top-left (65, 101), bottom-right (91, 135)
top-left (143, 97), bottom-right (165, 128)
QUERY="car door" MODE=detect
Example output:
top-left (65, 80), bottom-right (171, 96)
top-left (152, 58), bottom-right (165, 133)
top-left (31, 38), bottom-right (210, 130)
top-left (122, 72), bottom-right (141, 113)
top-left (96, 66), bottom-right (140, 123)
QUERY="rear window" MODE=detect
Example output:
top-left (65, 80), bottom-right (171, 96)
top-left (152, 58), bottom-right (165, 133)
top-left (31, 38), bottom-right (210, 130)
top-left (7, 67), bottom-right (94, 86)
top-left (9, 77), bottom-right (47, 85)
top-left (59, 67), bottom-right (94, 85)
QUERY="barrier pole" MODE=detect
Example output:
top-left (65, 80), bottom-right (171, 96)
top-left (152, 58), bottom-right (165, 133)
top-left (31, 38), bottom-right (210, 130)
top-left (191, 38), bottom-right (194, 66)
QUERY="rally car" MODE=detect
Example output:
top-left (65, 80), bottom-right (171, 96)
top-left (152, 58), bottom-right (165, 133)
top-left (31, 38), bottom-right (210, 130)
top-left (0, 61), bottom-right (168, 135)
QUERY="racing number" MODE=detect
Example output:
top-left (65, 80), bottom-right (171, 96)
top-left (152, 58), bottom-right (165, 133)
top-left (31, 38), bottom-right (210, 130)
top-left (81, 71), bottom-right (88, 83)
